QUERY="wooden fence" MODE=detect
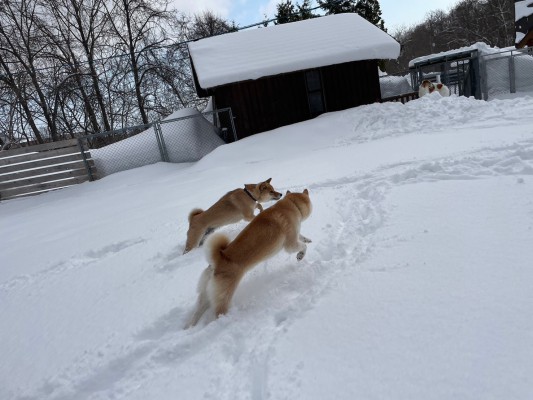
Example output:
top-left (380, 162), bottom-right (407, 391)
top-left (0, 139), bottom-right (97, 201)
top-left (381, 91), bottom-right (419, 104)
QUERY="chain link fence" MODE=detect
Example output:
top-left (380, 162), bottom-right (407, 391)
top-left (379, 70), bottom-right (416, 101)
top-left (79, 108), bottom-right (236, 178)
top-left (480, 47), bottom-right (533, 99)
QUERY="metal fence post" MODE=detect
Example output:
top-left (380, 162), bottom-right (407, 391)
top-left (153, 121), bottom-right (169, 162)
top-left (471, 55), bottom-right (481, 100)
top-left (509, 55), bottom-right (516, 94)
top-left (228, 108), bottom-right (238, 142)
top-left (77, 138), bottom-right (95, 181)
top-left (481, 56), bottom-right (489, 100)
top-left (160, 122), bottom-right (170, 162)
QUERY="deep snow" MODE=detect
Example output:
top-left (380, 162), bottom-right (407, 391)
top-left (1, 93), bottom-right (533, 400)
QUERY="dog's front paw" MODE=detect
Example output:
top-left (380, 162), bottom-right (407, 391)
top-left (297, 251), bottom-right (305, 261)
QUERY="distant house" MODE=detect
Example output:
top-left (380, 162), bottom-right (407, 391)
top-left (515, 0), bottom-right (533, 48)
top-left (188, 13), bottom-right (400, 139)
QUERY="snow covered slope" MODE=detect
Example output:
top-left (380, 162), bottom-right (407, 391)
top-left (1, 93), bottom-right (533, 400)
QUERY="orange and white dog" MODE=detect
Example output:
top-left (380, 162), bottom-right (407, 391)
top-left (183, 179), bottom-right (282, 254)
top-left (418, 79), bottom-right (435, 97)
top-left (435, 82), bottom-right (450, 96)
top-left (186, 189), bottom-right (312, 327)
top-left (418, 79), bottom-right (450, 97)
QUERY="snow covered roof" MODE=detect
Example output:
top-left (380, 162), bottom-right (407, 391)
top-left (188, 13), bottom-right (400, 89)
top-left (408, 42), bottom-right (514, 68)
top-left (515, 0), bottom-right (533, 20)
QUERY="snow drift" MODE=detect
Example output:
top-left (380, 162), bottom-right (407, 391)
top-left (91, 108), bottom-right (224, 177)
top-left (1, 93), bottom-right (533, 400)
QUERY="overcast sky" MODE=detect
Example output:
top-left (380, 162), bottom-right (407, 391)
top-left (174, 0), bottom-right (463, 33)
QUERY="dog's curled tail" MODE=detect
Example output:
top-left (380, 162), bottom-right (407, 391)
top-left (188, 208), bottom-right (203, 223)
top-left (205, 232), bottom-right (231, 267)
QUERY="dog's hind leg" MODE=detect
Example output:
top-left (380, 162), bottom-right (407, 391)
top-left (183, 209), bottom-right (206, 254)
top-left (187, 294), bottom-right (209, 328)
top-left (210, 273), bottom-right (241, 318)
top-left (185, 266), bottom-right (213, 328)
top-left (184, 223), bottom-right (206, 254)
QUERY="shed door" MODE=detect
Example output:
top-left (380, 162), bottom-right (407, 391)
top-left (305, 69), bottom-right (326, 117)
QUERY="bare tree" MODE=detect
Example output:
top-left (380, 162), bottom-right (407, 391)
top-left (481, 0), bottom-right (514, 47)
top-left (0, 87), bottom-right (32, 145)
top-left (188, 11), bottom-right (237, 39)
top-left (40, 0), bottom-right (113, 134)
top-left (104, 0), bottom-right (178, 124)
top-left (387, 0), bottom-right (515, 73)
top-left (0, 0), bottom-right (238, 144)
top-left (0, 0), bottom-right (58, 143)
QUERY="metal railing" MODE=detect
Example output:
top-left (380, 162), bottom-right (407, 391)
top-left (379, 71), bottom-right (415, 100)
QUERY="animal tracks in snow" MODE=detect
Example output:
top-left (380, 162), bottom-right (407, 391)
top-left (123, 142), bottom-right (533, 397)
top-left (14, 138), bottom-right (533, 400)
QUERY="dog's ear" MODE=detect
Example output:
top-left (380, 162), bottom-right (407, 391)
top-left (286, 190), bottom-right (291, 194)
top-left (265, 178), bottom-right (272, 183)
top-left (303, 189), bottom-right (309, 195)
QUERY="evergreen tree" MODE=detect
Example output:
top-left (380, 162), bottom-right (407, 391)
top-left (354, 0), bottom-right (385, 30)
top-left (318, 0), bottom-right (385, 30)
top-left (318, 0), bottom-right (356, 14)
top-left (275, 0), bottom-right (299, 24)
top-left (275, 0), bottom-right (317, 25)
top-left (297, 0), bottom-right (316, 20)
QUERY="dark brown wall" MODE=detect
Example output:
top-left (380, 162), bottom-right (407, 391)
top-left (321, 60), bottom-right (381, 112)
top-left (208, 59), bottom-right (380, 139)
top-left (212, 72), bottom-right (309, 139)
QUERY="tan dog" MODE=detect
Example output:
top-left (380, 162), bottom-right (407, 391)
top-left (187, 189), bottom-right (312, 327)
top-left (183, 178), bottom-right (282, 254)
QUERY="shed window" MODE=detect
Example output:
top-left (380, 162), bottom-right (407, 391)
top-left (305, 70), bottom-right (325, 117)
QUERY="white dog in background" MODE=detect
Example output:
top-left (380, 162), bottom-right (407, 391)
top-left (418, 80), bottom-right (434, 97)
top-left (418, 79), bottom-right (450, 97)
top-left (434, 82), bottom-right (450, 96)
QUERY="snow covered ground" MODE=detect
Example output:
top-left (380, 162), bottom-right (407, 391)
top-left (1, 93), bottom-right (533, 400)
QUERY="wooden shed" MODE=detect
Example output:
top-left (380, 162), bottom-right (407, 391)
top-left (188, 13), bottom-right (400, 139)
